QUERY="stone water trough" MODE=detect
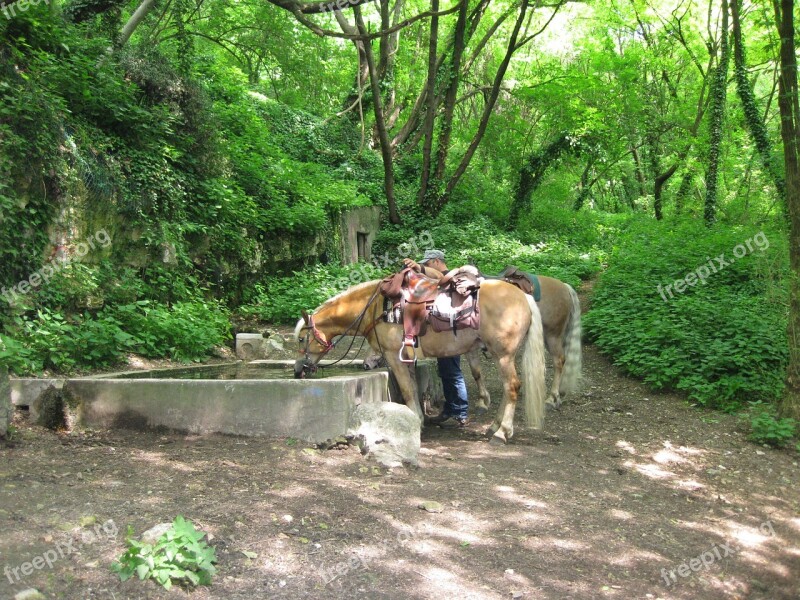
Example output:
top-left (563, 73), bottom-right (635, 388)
top-left (9, 359), bottom-right (441, 446)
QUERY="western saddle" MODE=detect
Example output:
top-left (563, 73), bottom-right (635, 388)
top-left (495, 266), bottom-right (541, 301)
top-left (379, 266), bottom-right (482, 363)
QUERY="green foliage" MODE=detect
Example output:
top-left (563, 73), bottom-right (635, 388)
top-left (5, 308), bottom-right (137, 373)
top-left (112, 516), bottom-right (217, 590)
top-left (120, 300), bottom-right (231, 361)
top-left (0, 334), bottom-right (43, 375)
top-left (747, 402), bottom-right (796, 447)
top-left (1, 300), bottom-right (229, 375)
top-left (239, 263), bottom-right (384, 324)
top-left (585, 219), bottom-right (788, 410)
top-left (374, 216), bottom-right (605, 290)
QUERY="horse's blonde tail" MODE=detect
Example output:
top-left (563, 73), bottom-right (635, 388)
top-left (522, 295), bottom-right (547, 429)
top-left (560, 285), bottom-right (583, 395)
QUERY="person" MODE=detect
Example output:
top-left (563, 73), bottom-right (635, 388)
top-left (402, 249), bottom-right (469, 428)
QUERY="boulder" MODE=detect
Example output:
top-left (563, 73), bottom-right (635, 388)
top-left (347, 402), bottom-right (420, 468)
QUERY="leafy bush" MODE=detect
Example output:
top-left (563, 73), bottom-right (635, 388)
top-left (7, 308), bottom-right (137, 373)
top-left (0, 300), bottom-right (230, 375)
top-left (375, 217), bottom-right (605, 290)
top-left (585, 219), bottom-right (788, 410)
top-left (0, 334), bottom-right (43, 374)
top-left (239, 263), bottom-right (386, 324)
top-left (747, 402), bottom-right (796, 447)
top-left (112, 516), bottom-right (217, 590)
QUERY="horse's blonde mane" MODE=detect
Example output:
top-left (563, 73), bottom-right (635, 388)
top-left (292, 318), bottom-right (305, 343)
top-left (292, 279), bottom-right (381, 343)
top-left (319, 279), bottom-right (379, 309)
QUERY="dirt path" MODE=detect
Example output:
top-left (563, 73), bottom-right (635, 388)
top-left (1, 340), bottom-right (799, 599)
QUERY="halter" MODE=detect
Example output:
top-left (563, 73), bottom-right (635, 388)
top-left (299, 283), bottom-right (382, 369)
top-left (307, 314), bottom-right (334, 352)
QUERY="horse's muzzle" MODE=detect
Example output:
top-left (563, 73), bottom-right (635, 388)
top-left (294, 358), bottom-right (317, 379)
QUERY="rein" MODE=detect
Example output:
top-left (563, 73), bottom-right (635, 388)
top-left (305, 283), bottom-right (382, 369)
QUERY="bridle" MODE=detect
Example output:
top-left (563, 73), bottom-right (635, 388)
top-left (297, 283), bottom-right (383, 373)
top-left (304, 314), bottom-right (334, 352)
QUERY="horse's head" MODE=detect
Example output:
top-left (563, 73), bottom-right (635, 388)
top-left (293, 310), bottom-right (334, 379)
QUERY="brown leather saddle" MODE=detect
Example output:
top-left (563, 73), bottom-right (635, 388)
top-left (496, 266), bottom-right (541, 301)
top-left (379, 266), bottom-right (482, 363)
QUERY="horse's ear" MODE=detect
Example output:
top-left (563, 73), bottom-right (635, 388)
top-left (301, 310), bottom-right (310, 324)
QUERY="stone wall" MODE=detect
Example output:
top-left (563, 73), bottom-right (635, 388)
top-left (340, 206), bottom-right (381, 265)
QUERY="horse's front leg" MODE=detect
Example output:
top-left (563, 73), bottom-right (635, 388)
top-left (466, 348), bottom-right (491, 415)
top-left (489, 355), bottom-right (521, 444)
top-left (384, 354), bottom-right (424, 423)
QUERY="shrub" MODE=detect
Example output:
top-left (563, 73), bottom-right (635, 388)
top-left (0, 300), bottom-right (230, 375)
top-left (747, 402), bottom-right (796, 447)
top-left (112, 516), bottom-right (217, 590)
top-left (585, 219), bottom-right (787, 410)
top-left (239, 263), bottom-right (385, 324)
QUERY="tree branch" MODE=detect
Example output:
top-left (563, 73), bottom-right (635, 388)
top-left (269, 0), bottom-right (461, 41)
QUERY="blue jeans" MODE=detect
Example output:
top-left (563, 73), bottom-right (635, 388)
top-left (437, 356), bottom-right (468, 420)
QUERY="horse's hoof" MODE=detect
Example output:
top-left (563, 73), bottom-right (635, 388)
top-left (484, 426), bottom-right (498, 438)
top-left (545, 401), bottom-right (561, 412)
top-left (475, 407), bottom-right (488, 416)
top-left (489, 434), bottom-right (506, 446)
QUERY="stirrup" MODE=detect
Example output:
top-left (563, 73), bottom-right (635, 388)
top-left (398, 339), bottom-right (417, 364)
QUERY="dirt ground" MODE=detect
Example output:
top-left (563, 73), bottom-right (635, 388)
top-left (1, 334), bottom-right (799, 599)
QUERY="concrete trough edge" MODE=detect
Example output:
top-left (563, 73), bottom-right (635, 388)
top-left (10, 362), bottom-right (390, 442)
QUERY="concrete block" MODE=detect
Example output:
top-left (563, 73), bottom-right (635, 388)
top-left (64, 371), bottom-right (390, 443)
top-left (236, 333), bottom-right (265, 360)
top-left (0, 366), bottom-right (10, 438)
top-left (9, 378), bottom-right (65, 421)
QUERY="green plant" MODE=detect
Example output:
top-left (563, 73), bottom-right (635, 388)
top-left (747, 402), bottom-right (796, 447)
top-left (239, 262), bottom-right (382, 324)
top-left (111, 516), bottom-right (217, 590)
top-left (585, 219), bottom-right (788, 411)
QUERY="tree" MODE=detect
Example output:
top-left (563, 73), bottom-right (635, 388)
top-left (772, 0), bottom-right (800, 420)
top-left (730, 0), bottom-right (785, 203)
top-left (704, 0), bottom-right (731, 225)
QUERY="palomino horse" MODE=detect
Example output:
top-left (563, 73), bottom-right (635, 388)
top-left (294, 278), bottom-right (547, 444)
top-left (468, 274), bottom-right (582, 412)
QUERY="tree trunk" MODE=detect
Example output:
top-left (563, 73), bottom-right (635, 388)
top-left (704, 0), bottom-right (731, 225)
top-left (773, 0), bottom-right (800, 419)
top-left (417, 0), bottom-right (440, 205)
top-left (654, 163), bottom-right (679, 220)
top-left (337, 11), bottom-right (370, 116)
top-left (117, 0), bottom-right (158, 47)
top-left (574, 160), bottom-right (593, 210)
top-left (443, 0), bottom-right (530, 203)
top-left (354, 7), bottom-right (401, 224)
top-left (675, 170), bottom-right (693, 215)
top-left (631, 145), bottom-right (647, 199)
top-left (731, 0), bottom-right (786, 204)
top-left (432, 0), bottom-right (468, 184)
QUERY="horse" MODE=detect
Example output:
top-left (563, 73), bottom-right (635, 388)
top-left (468, 274), bottom-right (582, 412)
top-left (294, 278), bottom-right (547, 444)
